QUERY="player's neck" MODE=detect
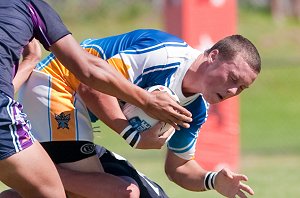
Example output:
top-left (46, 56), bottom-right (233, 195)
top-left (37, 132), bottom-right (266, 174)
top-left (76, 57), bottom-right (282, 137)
top-left (182, 55), bottom-right (205, 97)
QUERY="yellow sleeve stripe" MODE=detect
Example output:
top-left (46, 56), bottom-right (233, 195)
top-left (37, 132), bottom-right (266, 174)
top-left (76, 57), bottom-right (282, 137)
top-left (107, 58), bottom-right (130, 79)
top-left (84, 47), bottom-right (101, 58)
top-left (84, 48), bottom-right (130, 79)
top-left (41, 57), bottom-right (80, 92)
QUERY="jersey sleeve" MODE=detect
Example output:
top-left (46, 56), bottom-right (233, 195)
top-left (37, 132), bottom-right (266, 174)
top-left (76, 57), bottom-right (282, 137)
top-left (167, 96), bottom-right (209, 160)
top-left (37, 53), bottom-right (81, 92)
top-left (29, 0), bottom-right (71, 50)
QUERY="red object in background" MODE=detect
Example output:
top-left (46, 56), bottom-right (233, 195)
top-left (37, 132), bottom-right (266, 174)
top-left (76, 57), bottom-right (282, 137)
top-left (164, 0), bottom-right (239, 171)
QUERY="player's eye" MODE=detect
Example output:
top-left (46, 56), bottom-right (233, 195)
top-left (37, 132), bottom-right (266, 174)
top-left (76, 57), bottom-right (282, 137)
top-left (230, 75), bottom-right (238, 83)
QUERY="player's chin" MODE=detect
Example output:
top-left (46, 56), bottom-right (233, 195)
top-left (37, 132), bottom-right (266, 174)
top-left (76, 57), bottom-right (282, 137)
top-left (203, 95), bottom-right (219, 104)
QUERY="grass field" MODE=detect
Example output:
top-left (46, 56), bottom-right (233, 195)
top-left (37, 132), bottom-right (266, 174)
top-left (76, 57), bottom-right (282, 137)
top-left (1, 2), bottom-right (300, 197)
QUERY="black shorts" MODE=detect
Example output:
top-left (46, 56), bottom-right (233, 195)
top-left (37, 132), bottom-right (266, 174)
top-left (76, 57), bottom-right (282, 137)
top-left (99, 149), bottom-right (169, 198)
top-left (41, 141), bottom-right (96, 164)
top-left (41, 141), bottom-right (168, 197)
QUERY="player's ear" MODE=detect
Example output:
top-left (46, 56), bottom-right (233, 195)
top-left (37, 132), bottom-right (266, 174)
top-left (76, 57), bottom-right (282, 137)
top-left (208, 49), bottom-right (219, 63)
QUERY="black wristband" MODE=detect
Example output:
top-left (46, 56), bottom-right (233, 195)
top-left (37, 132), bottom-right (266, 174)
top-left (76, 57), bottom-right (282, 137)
top-left (120, 125), bottom-right (141, 148)
top-left (204, 171), bottom-right (217, 190)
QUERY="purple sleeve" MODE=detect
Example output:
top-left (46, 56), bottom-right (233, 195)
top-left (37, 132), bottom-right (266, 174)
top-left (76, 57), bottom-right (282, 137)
top-left (28, 0), bottom-right (71, 50)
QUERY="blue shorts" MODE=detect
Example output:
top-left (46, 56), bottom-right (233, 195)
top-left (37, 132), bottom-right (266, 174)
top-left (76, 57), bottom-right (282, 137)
top-left (0, 91), bottom-right (35, 160)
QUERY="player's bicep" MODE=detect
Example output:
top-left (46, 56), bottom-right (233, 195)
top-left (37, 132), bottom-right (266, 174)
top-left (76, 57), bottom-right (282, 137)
top-left (165, 149), bottom-right (189, 173)
top-left (167, 127), bottom-right (198, 160)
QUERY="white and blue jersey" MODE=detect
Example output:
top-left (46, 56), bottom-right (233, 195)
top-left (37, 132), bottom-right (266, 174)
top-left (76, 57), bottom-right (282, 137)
top-left (81, 29), bottom-right (209, 160)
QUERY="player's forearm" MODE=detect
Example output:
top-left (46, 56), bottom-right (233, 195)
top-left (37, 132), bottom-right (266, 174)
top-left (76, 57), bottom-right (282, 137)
top-left (14, 39), bottom-right (41, 93)
top-left (78, 83), bottom-right (129, 134)
top-left (13, 60), bottom-right (36, 93)
top-left (166, 159), bottom-right (208, 192)
top-left (166, 153), bottom-right (254, 197)
top-left (94, 96), bottom-right (129, 134)
top-left (87, 61), bottom-right (149, 108)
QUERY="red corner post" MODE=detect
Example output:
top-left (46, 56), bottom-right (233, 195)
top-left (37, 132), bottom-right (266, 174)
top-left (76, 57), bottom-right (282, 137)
top-left (164, 0), bottom-right (239, 171)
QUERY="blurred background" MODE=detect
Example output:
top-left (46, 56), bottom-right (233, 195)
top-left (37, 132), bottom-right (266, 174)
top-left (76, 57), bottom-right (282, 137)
top-left (2, 0), bottom-right (300, 197)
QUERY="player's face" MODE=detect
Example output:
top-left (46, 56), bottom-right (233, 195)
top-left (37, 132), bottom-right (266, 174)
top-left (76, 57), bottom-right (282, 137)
top-left (201, 53), bottom-right (258, 104)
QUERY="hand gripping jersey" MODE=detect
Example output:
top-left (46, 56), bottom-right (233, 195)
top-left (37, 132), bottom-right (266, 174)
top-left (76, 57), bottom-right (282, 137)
top-left (19, 29), bottom-right (209, 160)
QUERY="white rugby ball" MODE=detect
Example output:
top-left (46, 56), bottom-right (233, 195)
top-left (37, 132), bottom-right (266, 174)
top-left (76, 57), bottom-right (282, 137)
top-left (122, 85), bottom-right (179, 138)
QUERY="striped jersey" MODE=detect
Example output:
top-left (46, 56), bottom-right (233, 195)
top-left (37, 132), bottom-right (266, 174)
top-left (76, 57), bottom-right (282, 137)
top-left (19, 29), bottom-right (209, 160)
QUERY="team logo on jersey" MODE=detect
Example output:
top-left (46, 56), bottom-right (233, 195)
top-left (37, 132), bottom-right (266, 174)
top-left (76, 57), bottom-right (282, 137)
top-left (128, 117), bottom-right (151, 132)
top-left (80, 143), bottom-right (96, 155)
top-left (54, 112), bottom-right (71, 129)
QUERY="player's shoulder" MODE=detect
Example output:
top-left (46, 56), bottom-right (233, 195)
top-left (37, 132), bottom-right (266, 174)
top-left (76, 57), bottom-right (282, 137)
top-left (132, 29), bottom-right (196, 59)
top-left (129, 29), bottom-right (186, 45)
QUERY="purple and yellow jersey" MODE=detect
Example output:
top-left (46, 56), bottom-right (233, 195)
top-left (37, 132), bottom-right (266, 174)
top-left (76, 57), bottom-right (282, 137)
top-left (19, 29), bottom-right (209, 160)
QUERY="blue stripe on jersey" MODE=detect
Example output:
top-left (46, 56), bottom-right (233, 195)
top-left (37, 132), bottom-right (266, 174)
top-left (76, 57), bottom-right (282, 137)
top-left (80, 29), bottom-right (186, 60)
top-left (136, 67), bottom-right (178, 89)
top-left (143, 62), bottom-right (180, 73)
top-left (36, 53), bottom-right (56, 70)
top-left (134, 62), bottom-right (180, 87)
top-left (123, 42), bottom-right (188, 55)
top-left (47, 75), bottom-right (52, 141)
top-left (168, 96), bottom-right (208, 154)
top-left (169, 138), bottom-right (197, 153)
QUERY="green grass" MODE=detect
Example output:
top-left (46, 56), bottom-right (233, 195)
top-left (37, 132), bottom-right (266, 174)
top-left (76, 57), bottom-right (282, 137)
top-left (241, 66), bottom-right (300, 154)
top-left (241, 154), bottom-right (300, 198)
top-left (238, 6), bottom-right (300, 156)
top-left (2, 2), bottom-right (300, 198)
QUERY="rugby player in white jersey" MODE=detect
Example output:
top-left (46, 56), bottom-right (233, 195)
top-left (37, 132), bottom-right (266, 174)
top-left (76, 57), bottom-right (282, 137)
top-left (7, 29), bottom-right (260, 198)
top-left (76, 29), bottom-right (260, 198)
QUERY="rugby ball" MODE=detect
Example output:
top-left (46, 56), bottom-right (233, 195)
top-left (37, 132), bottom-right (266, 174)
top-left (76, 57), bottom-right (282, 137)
top-left (122, 85), bottom-right (179, 138)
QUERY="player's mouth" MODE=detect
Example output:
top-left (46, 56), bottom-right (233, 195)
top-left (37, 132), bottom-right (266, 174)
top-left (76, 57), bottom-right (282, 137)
top-left (217, 93), bottom-right (223, 100)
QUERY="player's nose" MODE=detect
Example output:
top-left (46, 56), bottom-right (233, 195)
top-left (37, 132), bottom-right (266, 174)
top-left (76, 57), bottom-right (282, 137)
top-left (226, 87), bottom-right (238, 97)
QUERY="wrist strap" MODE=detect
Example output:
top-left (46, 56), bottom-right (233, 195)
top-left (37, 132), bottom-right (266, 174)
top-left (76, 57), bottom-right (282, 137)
top-left (120, 125), bottom-right (141, 148)
top-left (204, 171), bottom-right (218, 190)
